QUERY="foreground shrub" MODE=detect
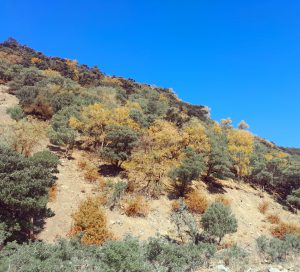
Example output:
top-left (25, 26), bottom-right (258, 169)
top-left (185, 190), bottom-right (208, 214)
top-left (218, 244), bottom-right (248, 268)
top-left (29, 150), bottom-right (59, 173)
top-left (146, 237), bottom-right (216, 271)
top-left (0, 145), bottom-right (54, 242)
top-left (201, 203), bottom-right (238, 243)
top-left (271, 221), bottom-right (300, 239)
top-left (69, 198), bottom-right (113, 245)
top-left (123, 196), bottom-right (149, 217)
top-left (100, 236), bottom-right (151, 272)
top-left (257, 234), bottom-right (300, 262)
top-left (83, 164), bottom-right (100, 182)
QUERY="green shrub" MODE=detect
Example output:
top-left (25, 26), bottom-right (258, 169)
top-left (169, 148), bottom-right (205, 197)
top-left (6, 105), bottom-right (25, 121)
top-left (0, 145), bottom-right (55, 242)
top-left (256, 234), bottom-right (300, 262)
top-left (201, 203), bottom-right (238, 243)
top-left (29, 150), bottom-right (59, 173)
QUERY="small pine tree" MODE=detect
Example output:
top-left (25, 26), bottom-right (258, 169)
top-left (169, 148), bottom-right (205, 197)
top-left (201, 203), bottom-right (238, 243)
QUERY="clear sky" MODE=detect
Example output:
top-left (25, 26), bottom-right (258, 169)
top-left (1, 0), bottom-right (299, 147)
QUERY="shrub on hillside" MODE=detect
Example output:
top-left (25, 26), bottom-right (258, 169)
top-left (0, 145), bottom-right (55, 242)
top-left (258, 200), bottom-right (269, 214)
top-left (123, 196), bottom-right (149, 217)
top-left (29, 150), bottom-right (59, 173)
top-left (270, 222), bottom-right (300, 239)
top-left (185, 190), bottom-right (208, 214)
top-left (6, 105), bottom-right (25, 121)
top-left (201, 203), bottom-right (238, 243)
top-left (169, 148), bottom-right (205, 197)
top-left (257, 234), bottom-right (300, 262)
top-left (287, 188), bottom-right (300, 209)
top-left (266, 214), bottom-right (281, 225)
top-left (69, 197), bottom-right (113, 245)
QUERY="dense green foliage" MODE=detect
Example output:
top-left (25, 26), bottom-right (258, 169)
top-left (257, 234), bottom-right (300, 262)
top-left (170, 148), bottom-right (205, 197)
top-left (201, 203), bottom-right (238, 243)
top-left (101, 125), bottom-right (139, 167)
top-left (0, 236), bottom-right (216, 272)
top-left (0, 146), bottom-right (58, 243)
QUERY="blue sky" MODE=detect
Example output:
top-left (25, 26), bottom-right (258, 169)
top-left (1, 0), bottom-right (299, 147)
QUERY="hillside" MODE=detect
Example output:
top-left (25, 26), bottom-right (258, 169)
top-left (0, 39), bottom-right (299, 272)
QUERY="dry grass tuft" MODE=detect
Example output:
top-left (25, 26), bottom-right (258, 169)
top-left (83, 165), bottom-right (99, 182)
top-left (185, 190), bottom-right (209, 214)
top-left (258, 200), bottom-right (270, 214)
top-left (48, 184), bottom-right (58, 202)
top-left (77, 159), bottom-right (87, 170)
top-left (266, 213), bottom-right (281, 225)
top-left (215, 194), bottom-right (232, 207)
top-left (123, 196), bottom-right (149, 217)
top-left (271, 222), bottom-right (300, 239)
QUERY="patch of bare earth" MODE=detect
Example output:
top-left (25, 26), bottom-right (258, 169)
top-left (38, 150), bottom-right (97, 242)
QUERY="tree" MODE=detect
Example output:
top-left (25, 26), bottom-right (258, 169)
top-left (182, 118), bottom-right (210, 155)
top-left (227, 129), bottom-right (254, 179)
top-left (201, 203), bottom-right (238, 243)
top-left (0, 118), bottom-right (48, 157)
top-left (238, 120), bottom-right (249, 130)
top-left (0, 146), bottom-right (56, 242)
top-left (169, 148), bottom-right (205, 197)
top-left (101, 125), bottom-right (139, 167)
top-left (205, 129), bottom-right (233, 179)
top-left (124, 120), bottom-right (182, 197)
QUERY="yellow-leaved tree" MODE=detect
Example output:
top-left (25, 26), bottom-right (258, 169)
top-left (124, 120), bottom-right (182, 197)
top-left (227, 129), bottom-right (254, 179)
top-left (69, 103), bottom-right (111, 150)
top-left (182, 118), bottom-right (210, 156)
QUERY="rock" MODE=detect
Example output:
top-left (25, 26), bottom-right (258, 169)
top-left (215, 264), bottom-right (230, 272)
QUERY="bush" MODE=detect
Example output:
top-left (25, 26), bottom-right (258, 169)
top-left (287, 188), bottom-right (300, 209)
top-left (82, 163), bottom-right (100, 182)
top-left (218, 244), bottom-right (248, 268)
top-left (258, 200), bottom-right (269, 214)
top-left (146, 237), bottom-right (216, 271)
top-left (185, 190), bottom-right (208, 214)
top-left (48, 184), bottom-right (58, 202)
top-left (257, 234), bottom-right (300, 262)
top-left (0, 145), bottom-right (54, 242)
top-left (29, 150), bottom-right (59, 173)
top-left (69, 197), bottom-right (113, 245)
top-left (100, 236), bottom-right (151, 272)
top-left (105, 180), bottom-right (128, 210)
top-left (123, 196), bottom-right (149, 217)
top-left (270, 222), bottom-right (300, 239)
top-left (170, 148), bottom-right (205, 197)
top-left (201, 203), bottom-right (238, 243)
top-left (6, 105), bottom-right (25, 121)
top-left (100, 125), bottom-right (139, 167)
top-left (266, 214), bottom-right (281, 224)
